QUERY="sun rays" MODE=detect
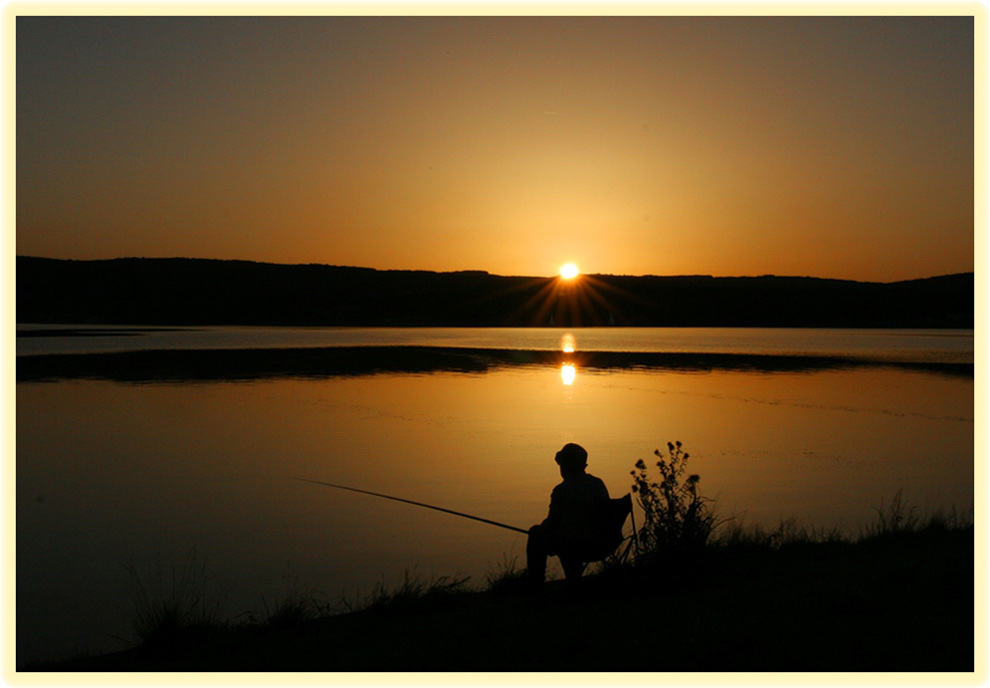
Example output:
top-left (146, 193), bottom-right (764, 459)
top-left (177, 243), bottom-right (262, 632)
top-left (504, 271), bottom-right (632, 328)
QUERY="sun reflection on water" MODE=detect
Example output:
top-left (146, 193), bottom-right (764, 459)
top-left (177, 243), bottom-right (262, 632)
top-left (560, 363), bottom-right (577, 385)
top-left (560, 332), bottom-right (577, 384)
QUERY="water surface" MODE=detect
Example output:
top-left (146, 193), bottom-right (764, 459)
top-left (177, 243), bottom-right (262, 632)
top-left (16, 325), bottom-right (974, 363)
top-left (15, 327), bottom-right (974, 666)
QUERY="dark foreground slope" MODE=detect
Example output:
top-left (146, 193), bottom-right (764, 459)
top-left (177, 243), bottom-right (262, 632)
top-left (32, 526), bottom-right (974, 673)
top-left (17, 256), bottom-right (973, 328)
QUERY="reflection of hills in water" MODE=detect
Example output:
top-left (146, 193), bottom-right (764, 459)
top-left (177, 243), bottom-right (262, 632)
top-left (16, 345), bottom-right (973, 382)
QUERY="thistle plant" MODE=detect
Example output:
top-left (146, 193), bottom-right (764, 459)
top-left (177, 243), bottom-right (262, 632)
top-left (631, 441), bottom-right (716, 555)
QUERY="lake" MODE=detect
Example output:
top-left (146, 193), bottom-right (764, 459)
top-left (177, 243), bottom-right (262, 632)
top-left (15, 326), bottom-right (974, 666)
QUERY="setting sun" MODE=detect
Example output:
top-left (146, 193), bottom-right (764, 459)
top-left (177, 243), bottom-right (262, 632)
top-left (559, 263), bottom-right (580, 280)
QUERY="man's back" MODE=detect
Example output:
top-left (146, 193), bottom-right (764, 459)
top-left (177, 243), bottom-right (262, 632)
top-left (545, 472), bottom-right (610, 545)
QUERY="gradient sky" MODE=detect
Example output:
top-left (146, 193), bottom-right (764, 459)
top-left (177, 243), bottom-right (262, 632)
top-left (15, 15), bottom-right (975, 281)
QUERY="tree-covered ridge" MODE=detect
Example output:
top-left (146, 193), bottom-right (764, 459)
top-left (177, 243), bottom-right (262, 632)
top-left (16, 256), bottom-right (973, 328)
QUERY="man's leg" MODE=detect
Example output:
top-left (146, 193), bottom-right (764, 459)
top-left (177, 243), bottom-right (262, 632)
top-left (526, 525), bottom-right (550, 585)
top-left (559, 556), bottom-right (586, 581)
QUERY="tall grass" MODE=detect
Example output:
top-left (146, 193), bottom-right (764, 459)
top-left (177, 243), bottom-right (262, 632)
top-left (124, 547), bottom-right (227, 644)
top-left (862, 489), bottom-right (972, 539)
top-left (484, 554), bottom-right (527, 592)
top-left (711, 515), bottom-right (845, 550)
top-left (363, 570), bottom-right (471, 612)
top-left (252, 571), bottom-right (319, 629)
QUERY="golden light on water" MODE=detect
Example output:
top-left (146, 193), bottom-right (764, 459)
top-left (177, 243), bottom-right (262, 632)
top-left (561, 333), bottom-right (577, 383)
top-left (560, 363), bottom-right (577, 386)
top-left (559, 263), bottom-right (580, 280)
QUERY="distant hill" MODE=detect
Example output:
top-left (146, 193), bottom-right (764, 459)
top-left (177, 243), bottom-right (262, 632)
top-left (15, 256), bottom-right (974, 328)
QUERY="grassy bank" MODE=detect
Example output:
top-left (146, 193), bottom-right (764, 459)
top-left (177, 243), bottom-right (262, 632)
top-left (29, 514), bottom-right (974, 673)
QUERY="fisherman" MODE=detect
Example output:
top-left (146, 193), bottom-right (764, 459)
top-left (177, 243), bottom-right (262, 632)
top-left (527, 443), bottom-right (617, 586)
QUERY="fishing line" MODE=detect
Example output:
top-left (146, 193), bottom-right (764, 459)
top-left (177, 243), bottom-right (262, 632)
top-left (291, 477), bottom-right (528, 534)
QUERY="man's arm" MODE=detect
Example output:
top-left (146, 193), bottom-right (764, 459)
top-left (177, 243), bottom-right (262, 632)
top-left (542, 484), bottom-right (564, 528)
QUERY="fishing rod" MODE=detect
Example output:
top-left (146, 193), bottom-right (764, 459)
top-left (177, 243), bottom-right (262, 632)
top-left (291, 477), bottom-right (529, 535)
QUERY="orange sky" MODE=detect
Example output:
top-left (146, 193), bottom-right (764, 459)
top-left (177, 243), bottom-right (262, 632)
top-left (15, 15), bottom-right (976, 281)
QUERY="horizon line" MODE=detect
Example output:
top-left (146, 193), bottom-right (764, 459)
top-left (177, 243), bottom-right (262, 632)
top-left (13, 254), bottom-right (974, 285)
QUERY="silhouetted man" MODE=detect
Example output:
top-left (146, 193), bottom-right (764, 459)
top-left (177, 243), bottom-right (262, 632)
top-left (527, 443), bottom-right (614, 585)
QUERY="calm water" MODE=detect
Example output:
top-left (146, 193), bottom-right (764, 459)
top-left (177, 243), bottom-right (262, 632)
top-left (15, 324), bottom-right (975, 362)
top-left (15, 327), bottom-right (974, 665)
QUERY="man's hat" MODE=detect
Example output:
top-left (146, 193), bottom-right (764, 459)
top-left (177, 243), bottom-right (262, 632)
top-left (554, 443), bottom-right (588, 469)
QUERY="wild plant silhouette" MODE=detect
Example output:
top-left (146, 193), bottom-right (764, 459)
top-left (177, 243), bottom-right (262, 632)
top-left (630, 441), bottom-right (717, 556)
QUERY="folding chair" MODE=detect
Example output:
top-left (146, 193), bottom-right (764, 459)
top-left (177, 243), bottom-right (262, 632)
top-left (599, 493), bottom-right (640, 565)
top-left (566, 494), bottom-right (640, 577)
